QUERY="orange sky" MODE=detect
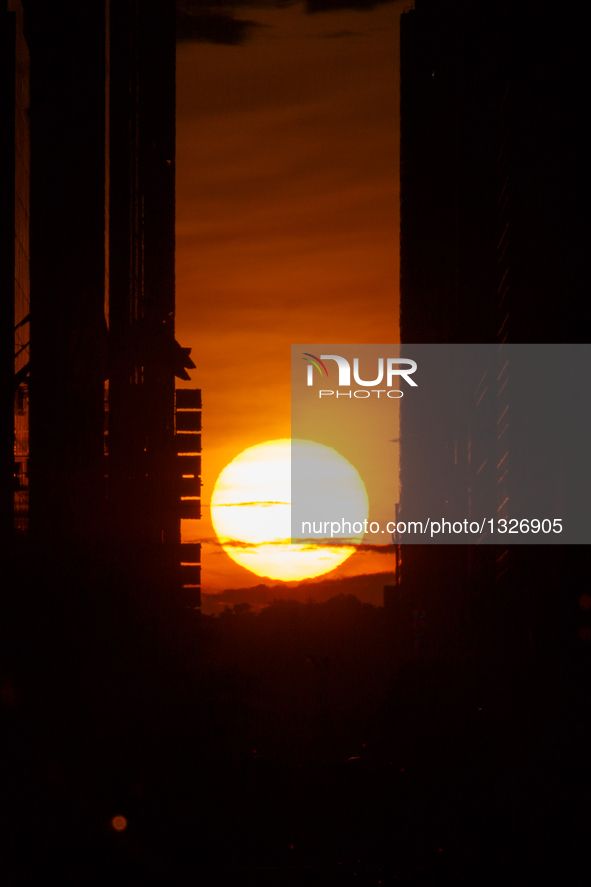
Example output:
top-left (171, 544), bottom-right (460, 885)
top-left (175, 2), bottom-right (403, 596)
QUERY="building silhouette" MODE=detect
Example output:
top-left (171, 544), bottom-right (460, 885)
top-left (398, 0), bottom-right (590, 660)
top-left (2, 0), bottom-right (201, 623)
top-left (107, 0), bottom-right (200, 606)
top-left (1, 8), bottom-right (206, 873)
top-left (1, 0), bottom-right (30, 544)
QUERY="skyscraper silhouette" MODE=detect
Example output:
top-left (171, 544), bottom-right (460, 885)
top-left (2, 0), bottom-right (201, 625)
top-left (1, 0), bottom-right (30, 544)
top-left (399, 0), bottom-right (590, 662)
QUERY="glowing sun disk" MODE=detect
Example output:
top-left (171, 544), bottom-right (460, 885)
top-left (211, 439), bottom-right (368, 581)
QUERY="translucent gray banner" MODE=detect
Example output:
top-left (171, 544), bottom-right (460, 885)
top-left (291, 344), bottom-right (591, 545)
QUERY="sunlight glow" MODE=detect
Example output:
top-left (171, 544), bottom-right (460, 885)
top-left (211, 439), bottom-right (368, 581)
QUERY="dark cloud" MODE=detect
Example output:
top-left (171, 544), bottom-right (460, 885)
top-left (318, 29), bottom-right (366, 37)
top-left (179, 0), bottom-right (293, 9)
top-left (305, 0), bottom-right (393, 11)
top-left (212, 501), bottom-right (290, 507)
top-left (354, 543), bottom-right (397, 553)
top-left (177, 8), bottom-right (262, 45)
top-left (206, 536), bottom-right (396, 552)
top-left (179, 0), bottom-right (394, 8)
top-left (176, 0), bottom-right (395, 45)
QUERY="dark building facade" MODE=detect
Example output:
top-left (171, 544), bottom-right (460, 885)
top-left (25, 0), bottom-right (108, 569)
top-left (395, 5), bottom-right (591, 867)
top-left (398, 0), bottom-right (590, 661)
top-left (107, 0), bottom-right (200, 606)
top-left (1, 6), bottom-right (204, 870)
top-left (1, 0), bottom-right (30, 542)
top-left (2, 1), bottom-right (201, 622)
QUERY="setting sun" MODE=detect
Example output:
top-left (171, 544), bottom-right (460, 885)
top-left (210, 439), bottom-right (368, 581)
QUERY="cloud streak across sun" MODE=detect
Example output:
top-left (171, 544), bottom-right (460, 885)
top-left (211, 439), bottom-right (368, 580)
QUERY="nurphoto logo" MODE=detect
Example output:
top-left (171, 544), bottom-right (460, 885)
top-left (302, 352), bottom-right (417, 398)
